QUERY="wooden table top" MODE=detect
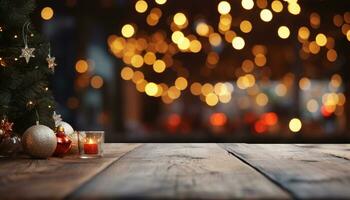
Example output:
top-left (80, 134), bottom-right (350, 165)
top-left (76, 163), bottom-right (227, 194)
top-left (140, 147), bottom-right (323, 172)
top-left (1, 143), bottom-right (350, 199)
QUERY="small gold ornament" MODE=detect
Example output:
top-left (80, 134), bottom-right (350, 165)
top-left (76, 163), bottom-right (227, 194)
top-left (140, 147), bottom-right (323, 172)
top-left (20, 45), bottom-right (35, 63)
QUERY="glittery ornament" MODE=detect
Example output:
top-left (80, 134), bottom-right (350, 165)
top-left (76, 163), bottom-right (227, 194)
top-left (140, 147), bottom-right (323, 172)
top-left (22, 122), bottom-right (57, 158)
top-left (53, 126), bottom-right (72, 157)
top-left (0, 119), bottom-right (13, 138)
top-left (47, 55), bottom-right (57, 72)
top-left (20, 45), bottom-right (35, 63)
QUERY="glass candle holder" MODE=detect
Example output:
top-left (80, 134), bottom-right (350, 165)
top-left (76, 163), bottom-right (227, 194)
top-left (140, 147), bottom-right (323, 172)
top-left (78, 131), bottom-right (104, 158)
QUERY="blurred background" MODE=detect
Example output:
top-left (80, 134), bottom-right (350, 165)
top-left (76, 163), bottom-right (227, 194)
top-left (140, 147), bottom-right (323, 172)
top-left (33, 0), bottom-right (349, 142)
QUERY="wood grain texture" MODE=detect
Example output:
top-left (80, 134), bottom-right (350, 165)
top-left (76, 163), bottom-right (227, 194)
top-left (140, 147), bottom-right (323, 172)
top-left (70, 143), bottom-right (290, 199)
top-left (221, 144), bottom-right (350, 199)
top-left (295, 144), bottom-right (350, 160)
top-left (0, 143), bottom-right (141, 199)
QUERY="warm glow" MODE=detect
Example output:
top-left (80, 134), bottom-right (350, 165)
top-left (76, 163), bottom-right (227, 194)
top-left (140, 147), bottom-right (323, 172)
top-left (240, 20), bottom-right (252, 33)
top-left (145, 82), bottom-right (158, 96)
top-left (209, 33), bottom-right (222, 46)
top-left (289, 118), bottom-right (302, 132)
top-left (206, 93), bottom-right (219, 106)
top-left (210, 113), bottom-right (227, 126)
top-left (278, 26), bottom-right (290, 39)
top-left (172, 31), bottom-right (184, 44)
top-left (196, 22), bottom-right (210, 36)
top-left (91, 76), bottom-right (104, 89)
top-left (271, 0), bottom-right (283, 13)
top-left (75, 60), bottom-right (88, 73)
top-left (307, 99), bottom-right (319, 113)
top-left (254, 54), bottom-right (266, 67)
top-left (256, 93), bottom-right (268, 106)
top-left (120, 67), bottom-right (134, 80)
top-left (288, 3), bottom-right (301, 15)
top-left (121, 24), bottom-right (135, 38)
top-left (155, 0), bottom-right (167, 5)
top-left (190, 82), bottom-right (202, 95)
top-left (232, 36), bottom-right (245, 50)
top-left (315, 33), bottom-right (327, 46)
top-left (144, 52), bottom-right (156, 65)
top-left (262, 112), bottom-right (278, 126)
top-left (241, 0), bottom-right (254, 10)
top-left (153, 60), bottom-right (166, 73)
top-left (167, 114), bottom-right (181, 128)
top-left (298, 26), bottom-right (310, 40)
top-left (168, 86), bottom-right (181, 99)
top-left (131, 54), bottom-right (144, 68)
top-left (132, 71), bottom-right (144, 84)
top-left (218, 1), bottom-right (231, 15)
top-left (309, 41), bottom-right (320, 54)
top-left (175, 77), bottom-right (188, 90)
top-left (275, 83), bottom-right (287, 97)
top-left (135, 0), bottom-right (148, 13)
top-left (41, 7), bottom-right (54, 20)
top-left (173, 12), bottom-right (187, 26)
top-left (260, 9), bottom-right (273, 22)
top-left (327, 49), bottom-right (337, 62)
top-left (189, 40), bottom-right (202, 53)
top-left (177, 37), bottom-right (190, 50)
top-left (299, 77), bottom-right (311, 90)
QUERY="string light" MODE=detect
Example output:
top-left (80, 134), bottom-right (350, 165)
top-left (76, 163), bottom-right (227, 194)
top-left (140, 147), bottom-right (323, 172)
top-left (315, 33), bottom-right (327, 46)
top-left (241, 0), bottom-right (254, 10)
top-left (271, 0), bottom-right (283, 13)
top-left (289, 118), bottom-right (302, 132)
top-left (260, 9), bottom-right (273, 22)
top-left (105, 0), bottom-right (348, 110)
top-left (173, 13), bottom-right (187, 26)
top-left (218, 1), bottom-right (231, 15)
top-left (240, 20), bottom-right (252, 33)
top-left (278, 26), bottom-right (290, 39)
top-left (232, 36), bottom-right (245, 50)
top-left (135, 0), bottom-right (148, 13)
top-left (155, 0), bottom-right (167, 5)
top-left (121, 24), bottom-right (135, 38)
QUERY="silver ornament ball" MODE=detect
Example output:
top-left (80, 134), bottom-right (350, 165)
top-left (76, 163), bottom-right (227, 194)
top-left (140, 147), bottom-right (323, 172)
top-left (22, 124), bottom-right (57, 158)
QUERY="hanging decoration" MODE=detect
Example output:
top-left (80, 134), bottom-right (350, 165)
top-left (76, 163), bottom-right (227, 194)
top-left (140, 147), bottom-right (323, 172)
top-left (46, 45), bottom-right (57, 72)
top-left (19, 21), bottom-right (35, 63)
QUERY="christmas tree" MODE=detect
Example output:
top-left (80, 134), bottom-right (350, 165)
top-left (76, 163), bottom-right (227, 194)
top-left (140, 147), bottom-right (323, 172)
top-left (0, 0), bottom-right (56, 134)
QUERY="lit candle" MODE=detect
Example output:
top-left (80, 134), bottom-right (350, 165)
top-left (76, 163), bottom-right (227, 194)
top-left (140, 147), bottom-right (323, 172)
top-left (84, 138), bottom-right (98, 154)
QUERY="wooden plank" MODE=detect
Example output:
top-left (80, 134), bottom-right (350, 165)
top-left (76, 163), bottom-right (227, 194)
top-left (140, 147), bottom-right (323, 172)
top-left (295, 144), bottom-right (350, 160)
top-left (0, 143), bottom-right (141, 199)
top-left (221, 144), bottom-right (350, 199)
top-left (70, 143), bottom-right (290, 199)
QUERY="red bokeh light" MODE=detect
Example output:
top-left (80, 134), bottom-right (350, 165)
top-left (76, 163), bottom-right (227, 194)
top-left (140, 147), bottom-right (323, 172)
top-left (262, 112), bottom-right (278, 126)
top-left (254, 120), bottom-right (267, 133)
top-left (167, 114), bottom-right (181, 128)
top-left (321, 106), bottom-right (332, 117)
top-left (210, 113), bottom-right (227, 127)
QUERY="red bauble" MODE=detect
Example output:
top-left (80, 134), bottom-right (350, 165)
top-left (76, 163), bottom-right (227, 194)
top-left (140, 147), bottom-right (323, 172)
top-left (53, 126), bottom-right (72, 157)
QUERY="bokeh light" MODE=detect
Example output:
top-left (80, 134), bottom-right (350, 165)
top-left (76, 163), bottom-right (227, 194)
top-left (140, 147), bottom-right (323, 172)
top-left (41, 7), bottom-right (54, 20)
top-left (289, 118), bottom-right (302, 132)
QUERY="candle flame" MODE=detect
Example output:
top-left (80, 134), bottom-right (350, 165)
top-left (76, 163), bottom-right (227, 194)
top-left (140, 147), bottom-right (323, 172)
top-left (88, 138), bottom-right (94, 144)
